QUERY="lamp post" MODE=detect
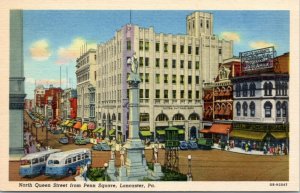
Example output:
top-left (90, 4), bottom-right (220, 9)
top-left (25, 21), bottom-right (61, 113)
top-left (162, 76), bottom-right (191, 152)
top-left (187, 155), bottom-right (192, 181)
top-left (104, 162), bottom-right (108, 181)
top-left (227, 128), bottom-right (230, 150)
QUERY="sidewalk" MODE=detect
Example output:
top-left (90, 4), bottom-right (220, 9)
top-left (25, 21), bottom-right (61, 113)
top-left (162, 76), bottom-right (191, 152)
top-left (212, 144), bottom-right (285, 156)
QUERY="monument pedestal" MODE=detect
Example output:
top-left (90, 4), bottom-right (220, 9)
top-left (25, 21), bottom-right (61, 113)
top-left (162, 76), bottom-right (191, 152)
top-left (152, 163), bottom-right (164, 179)
top-left (118, 166), bottom-right (128, 181)
top-left (107, 159), bottom-right (116, 175)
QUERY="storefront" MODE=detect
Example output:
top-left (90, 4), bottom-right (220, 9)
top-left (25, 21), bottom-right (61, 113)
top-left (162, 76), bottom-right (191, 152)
top-left (200, 123), bottom-right (232, 143)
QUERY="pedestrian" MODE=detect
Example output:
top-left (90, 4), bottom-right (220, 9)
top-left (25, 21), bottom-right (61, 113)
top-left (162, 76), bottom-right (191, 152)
top-left (245, 143), bottom-right (249, 152)
top-left (83, 164), bottom-right (88, 181)
top-left (76, 165), bottom-right (81, 176)
top-left (263, 145), bottom-right (267, 155)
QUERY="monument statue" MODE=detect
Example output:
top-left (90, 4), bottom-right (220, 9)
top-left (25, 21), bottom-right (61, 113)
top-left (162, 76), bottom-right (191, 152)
top-left (154, 145), bottom-right (158, 163)
top-left (120, 146), bottom-right (125, 166)
top-left (128, 53), bottom-right (138, 74)
top-left (111, 145), bottom-right (116, 160)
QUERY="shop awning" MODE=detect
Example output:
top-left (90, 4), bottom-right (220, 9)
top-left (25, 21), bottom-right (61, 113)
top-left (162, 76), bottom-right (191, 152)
top-left (230, 130), bottom-right (267, 141)
top-left (156, 130), bottom-right (165, 135)
top-left (271, 132), bottom-right (288, 139)
top-left (109, 129), bottom-right (116, 135)
top-left (209, 123), bottom-right (232, 134)
top-left (140, 131), bottom-right (152, 137)
top-left (178, 129), bottom-right (185, 134)
top-left (93, 127), bottom-right (105, 133)
top-left (80, 123), bottom-right (88, 131)
top-left (73, 121), bottom-right (82, 129)
top-left (67, 122), bottom-right (74, 127)
top-left (199, 129), bottom-right (211, 133)
top-left (88, 122), bottom-right (95, 130)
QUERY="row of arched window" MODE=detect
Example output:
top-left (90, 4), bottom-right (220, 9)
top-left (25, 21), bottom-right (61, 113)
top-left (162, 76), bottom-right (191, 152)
top-left (235, 82), bottom-right (256, 97)
top-left (155, 112), bottom-right (200, 121)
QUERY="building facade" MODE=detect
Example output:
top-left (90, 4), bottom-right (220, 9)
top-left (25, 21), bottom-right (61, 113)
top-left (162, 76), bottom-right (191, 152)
top-left (61, 88), bottom-right (77, 120)
top-left (96, 11), bottom-right (233, 141)
top-left (44, 85), bottom-right (63, 121)
top-left (24, 99), bottom-right (34, 112)
top-left (34, 85), bottom-right (46, 114)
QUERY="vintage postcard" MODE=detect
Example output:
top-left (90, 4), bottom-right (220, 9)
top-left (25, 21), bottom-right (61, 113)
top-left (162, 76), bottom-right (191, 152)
top-left (0, 0), bottom-right (299, 191)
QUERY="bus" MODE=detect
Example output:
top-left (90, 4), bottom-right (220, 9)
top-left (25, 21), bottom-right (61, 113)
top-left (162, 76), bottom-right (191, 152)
top-left (45, 148), bottom-right (91, 177)
top-left (19, 149), bottom-right (61, 177)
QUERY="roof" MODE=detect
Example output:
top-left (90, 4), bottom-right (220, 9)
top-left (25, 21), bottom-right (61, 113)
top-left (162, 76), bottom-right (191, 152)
top-left (209, 124), bottom-right (232, 134)
top-left (47, 148), bottom-right (90, 162)
top-left (21, 149), bottom-right (61, 160)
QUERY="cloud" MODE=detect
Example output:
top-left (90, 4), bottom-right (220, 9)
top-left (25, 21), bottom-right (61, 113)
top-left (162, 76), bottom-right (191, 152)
top-left (249, 41), bottom-right (277, 49)
top-left (35, 79), bottom-right (67, 86)
top-left (25, 77), bottom-right (36, 84)
top-left (29, 39), bottom-right (52, 61)
top-left (220, 32), bottom-right (241, 43)
top-left (56, 37), bottom-right (97, 65)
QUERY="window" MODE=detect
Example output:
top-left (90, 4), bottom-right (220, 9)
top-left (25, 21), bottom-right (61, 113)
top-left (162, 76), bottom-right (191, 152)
top-left (236, 84), bottom-right (241, 97)
top-left (242, 102), bottom-right (248, 116)
top-left (172, 75), bottom-right (176, 84)
top-left (242, 83), bottom-right (248, 97)
top-left (196, 90), bottom-right (200, 98)
top-left (180, 75), bottom-right (184, 84)
top-left (145, 73), bottom-right (149, 83)
top-left (282, 102), bottom-right (287, 117)
top-left (188, 90), bottom-right (192, 99)
top-left (156, 58), bottom-right (160, 68)
top-left (155, 43), bottom-right (160, 52)
top-left (188, 46), bottom-right (192, 54)
top-left (139, 73), bottom-right (143, 82)
top-left (276, 81), bottom-right (281, 96)
top-left (180, 45), bottom-right (184, 54)
top-left (139, 57), bottom-right (143, 67)
top-left (218, 49), bottom-right (222, 55)
top-left (156, 90), bottom-right (160, 98)
top-left (250, 102), bottom-right (255, 117)
top-left (140, 113), bottom-right (149, 122)
top-left (196, 76), bottom-right (199, 84)
top-left (145, 57), bottom-right (149, 67)
top-left (195, 61), bottom-right (199, 70)
top-left (39, 157), bottom-right (45, 162)
top-left (180, 90), bottom-right (184, 99)
top-left (140, 89), bottom-right (143, 98)
top-left (155, 74), bottom-right (160, 84)
top-left (195, 47), bottom-right (199, 55)
top-left (283, 82), bottom-right (288, 96)
top-left (249, 82), bottom-right (256, 96)
top-left (276, 101), bottom-right (281, 117)
top-left (236, 102), bottom-right (241, 116)
top-left (188, 76), bottom-right (192, 84)
top-left (126, 40), bottom-right (131, 50)
top-left (172, 90), bottom-right (176, 99)
top-left (172, 45), bottom-right (176, 53)
top-left (264, 101), bottom-right (272, 118)
top-left (164, 43), bottom-right (168, 52)
top-left (139, 40), bottom-right (143, 50)
top-left (156, 113), bottom-right (169, 121)
top-left (264, 82), bottom-right (273, 96)
top-left (164, 74), bottom-right (168, 83)
top-left (145, 41), bottom-right (149, 51)
top-left (73, 157), bottom-right (76, 162)
top-left (188, 61), bottom-right (192, 69)
top-left (145, 89), bottom-right (149, 98)
top-left (68, 158), bottom-right (72, 164)
top-left (164, 59), bottom-right (168, 68)
top-left (180, 60), bottom-right (184, 68)
top-left (77, 155), bottom-right (81, 161)
top-left (164, 90), bottom-right (168, 98)
top-left (173, 113), bottom-right (185, 120)
top-left (206, 20), bottom-right (209, 28)
top-left (172, 60), bottom-right (176, 68)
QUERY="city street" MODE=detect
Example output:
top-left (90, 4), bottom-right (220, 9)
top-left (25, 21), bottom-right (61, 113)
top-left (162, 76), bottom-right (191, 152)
top-left (9, 111), bottom-right (289, 181)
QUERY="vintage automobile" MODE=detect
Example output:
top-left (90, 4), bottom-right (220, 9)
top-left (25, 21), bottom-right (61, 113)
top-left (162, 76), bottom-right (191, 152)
top-left (58, 137), bottom-right (69, 144)
top-left (51, 129), bottom-right (63, 135)
top-left (197, 138), bottom-right (213, 150)
top-left (75, 138), bottom-right (87, 145)
top-left (187, 141), bottom-right (198, 150)
top-left (179, 141), bottom-right (188, 150)
top-left (92, 142), bottom-right (111, 151)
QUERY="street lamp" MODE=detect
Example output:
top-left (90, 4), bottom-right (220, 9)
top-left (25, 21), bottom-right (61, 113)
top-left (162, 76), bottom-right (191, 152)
top-left (187, 155), bottom-right (192, 181)
top-left (227, 128), bottom-right (230, 150)
top-left (104, 162), bottom-right (108, 181)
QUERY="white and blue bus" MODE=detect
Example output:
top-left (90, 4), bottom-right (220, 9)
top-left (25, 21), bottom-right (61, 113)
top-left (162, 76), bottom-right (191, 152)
top-left (19, 149), bottom-right (61, 177)
top-left (45, 148), bottom-right (91, 177)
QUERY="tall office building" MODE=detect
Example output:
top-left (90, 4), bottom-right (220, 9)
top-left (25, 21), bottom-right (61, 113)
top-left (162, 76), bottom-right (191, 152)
top-left (96, 12), bottom-right (233, 141)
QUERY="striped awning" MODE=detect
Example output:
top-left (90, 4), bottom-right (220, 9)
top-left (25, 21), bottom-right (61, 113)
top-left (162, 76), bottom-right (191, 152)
top-left (109, 129), bottom-right (116, 136)
top-left (156, 130), bottom-right (165, 135)
top-left (93, 128), bottom-right (105, 133)
top-left (140, 131), bottom-right (152, 137)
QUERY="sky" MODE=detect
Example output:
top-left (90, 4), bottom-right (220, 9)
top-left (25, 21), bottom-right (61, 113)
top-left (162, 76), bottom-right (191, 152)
top-left (24, 10), bottom-right (290, 99)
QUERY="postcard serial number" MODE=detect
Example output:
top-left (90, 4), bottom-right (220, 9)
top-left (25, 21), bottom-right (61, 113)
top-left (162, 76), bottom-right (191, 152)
top-left (269, 182), bottom-right (288, 187)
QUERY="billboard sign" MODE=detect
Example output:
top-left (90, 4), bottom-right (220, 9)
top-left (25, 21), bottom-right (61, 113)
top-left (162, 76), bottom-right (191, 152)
top-left (240, 47), bottom-right (275, 73)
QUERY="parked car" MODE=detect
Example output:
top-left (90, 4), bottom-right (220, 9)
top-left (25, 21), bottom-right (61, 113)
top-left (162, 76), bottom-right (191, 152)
top-left (92, 142), bottom-right (111, 151)
top-left (59, 137), bottom-right (69, 144)
top-left (197, 138), bottom-right (213, 150)
top-left (75, 138), bottom-right (87, 145)
top-left (179, 141), bottom-right (188, 150)
top-left (187, 141), bottom-right (198, 150)
top-left (51, 129), bottom-right (63, 135)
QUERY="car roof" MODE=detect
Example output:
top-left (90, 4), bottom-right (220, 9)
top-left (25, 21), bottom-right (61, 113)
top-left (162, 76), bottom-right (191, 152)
top-left (21, 149), bottom-right (61, 160)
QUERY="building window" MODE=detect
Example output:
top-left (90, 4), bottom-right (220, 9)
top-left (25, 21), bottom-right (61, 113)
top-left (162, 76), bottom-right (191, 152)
top-left (264, 101), bottom-right (273, 118)
top-left (173, 113), bottom-right (185, 121)
top-left (172, 45), bottom-right (176, 53)
top-left (139, 57), bottom-right (143, 67)
top-left (283, 82), bottom-right (288, 96)
top-left (264, 82), bottom-right (273, 96)
top-left (118, 113), bottom-right (121, 121)
top-left (164, 59), bottom-right (168, 68)
top-left (126, 40), bottom-right (131, 50)
top-left (196, 90), bottom-right (200, 98)
top-left (195, 61), bottom-right (199, 70)
top-left (172, 75), bottom-right (176, 84)
top-left (156, 58), bottom-right (160, 68)
top-left (188, 61), bottom-right (192, 69)
top-left (139, 40), bottom-right (143, 50)
top-left (145, 41), bottom-right (149, 51)
top-left (236, 84), bottom-right (241, 97)
top-left (196, 76), bottom-right (199, 84)
top-left (164, 43), bottom-right (168, 53)
top-left (188, 76), bottom-right (192, 84)
top-left (218, 48), bottom-right (222, 55)
top-left (276, 81), bottom-right (281, 96)
top-left (145, 73), bottom-right (149, 83)
top-left (140, 89), bottom-right (143, 98)
top-left (155, 90), bottom-right (160, 98)
top-left (164, 74), bottom-right (168, 83)
top-left (206, 20), bottom-right (209, 28)
top-left (180, 60), bottom-right (184, 68)
top-left (172, 90), bottom-right (176, 99)
top-left (140, 73), bottom-right (143, 82)
top-left (249, 82), bottom-right (256, 96)
top-left (242, 102), bottom-right (248, 116)
top-left (145, 57), bottom-right (149, 67)
top-left (276, 101), bottom-right (281, 117)
top-left (188, 46), bottom-right (192, 54)
top-left (188, 90), bottom-right (192, 99)
top-left (250, 102), bottom-right (255, 117)
top-left (172, 60), bottom-right (176, 68)
top-left (164, 90), bottom-right (168, 98)
top-left (155, 74), bottom-right (160, 84)
top-left (242, 83), bottom-right (248, 97)
top-left (195, 47), bottom-right (199, 55)
top-left (282, 101), bottom-right (287, 117)
top-left (236, 102), bottom-right (241, 116)
top-left (180, 75), bottom-right (184, 84)
top-left (145, 89), bottom-right (149, 98)
top-left (180, 90), bottom-right (184, 99)
top-left (156, 113), bottom-right (169, 121)
top-left (140, 113), bottom-right (149, 122)
top-left (155, 43), bottom-right (160, 52)
top-left (180, 45), bottom-right (184, 54)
